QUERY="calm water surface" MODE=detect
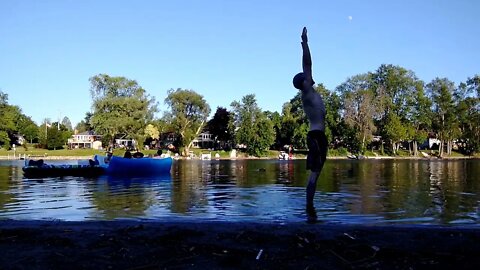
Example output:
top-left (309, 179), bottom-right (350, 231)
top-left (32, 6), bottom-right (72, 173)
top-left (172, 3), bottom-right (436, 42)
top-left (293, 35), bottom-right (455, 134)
top-left (0, 159), bottom-right (479, 226)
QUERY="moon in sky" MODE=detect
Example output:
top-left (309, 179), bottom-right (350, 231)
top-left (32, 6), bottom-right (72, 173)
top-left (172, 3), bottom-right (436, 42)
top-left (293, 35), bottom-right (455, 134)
top-left (348, 16), bottom-right (353, 21)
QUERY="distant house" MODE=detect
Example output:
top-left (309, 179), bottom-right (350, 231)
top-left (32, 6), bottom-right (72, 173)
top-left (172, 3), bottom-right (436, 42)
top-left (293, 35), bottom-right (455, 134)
top-left (13, 134), bottom-right (25, 146)
top-left (68, 131), bottom-right (103, 149)
top-left (192, 132), bottom-right (214, 149)
top-left (114, 134), bottom-right (136, 149)
top-left (427, 138), bottom-right (441, 149)
top-left (155, 132), bottom-right (179, 150)
top-left (418, 133), bottom-right (442, 150)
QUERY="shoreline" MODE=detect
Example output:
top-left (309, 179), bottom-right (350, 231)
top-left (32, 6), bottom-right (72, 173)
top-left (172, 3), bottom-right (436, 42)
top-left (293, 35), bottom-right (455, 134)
top-left (1, 220), bottom-right (479, 269)
top-left (0, 155), bottom-right (478, 161)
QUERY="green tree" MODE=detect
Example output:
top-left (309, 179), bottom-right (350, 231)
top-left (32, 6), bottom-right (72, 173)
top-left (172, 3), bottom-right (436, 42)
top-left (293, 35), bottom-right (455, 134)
top-left (45, 124), bottom-right (64, 150)
top-left (316, 84), bottom-right (342, 146)
top-left (0, 132), bottom-right (8, 149)
top-left (144, 124), bottom-right (160, 141)
top-left (284, 92), bottom-right (308, 149)
top-left (338, 74), bottom-right (379, 153)
top-left (0, 109), bottom-right (14, 149)
top-left (152, 117), bottom-right (171, 138)
top-left (75, 112), bottom-right (93, 133)
top-left (264, 110), bottom-right (281, 149)
top-left (164, 88), bottom-right (211, 155)
top-left (384, 113), bottom-right (406, 155)
top-left (231, 94), bottom-right (275, 156)
top-left (37, 119), bottom-right (51, 148)
top-left (143, 123), bottom-right (160, 148)
top-left (466, 75), bottom-right (480, 154)
top-left (277, 103), bottom-right (298, 148)
top-left (467, 75), bottom-right (480, 98)
top-left (426, 78), bottom-right (458, 157)
top-left (372, 65), bottom-right (420, 154)
top-left (206, 107), bottom-right (234, 149)
top-left (407, 81), bottom-right (432, 156)
top-left (0, 92), bottom-right (23, 149)
top-left (59, 122), bottom-right (73, 147)
top-left (40, 122), bottom-right (72, 150)
top-left (89, 74), bottom-right (158, 150)
top-left (456, 76), bottom-right (480, 154)
top-left (61, 116), bottom-right (73, 131)
top-left (292, 122), bottom-right (309, 150)
top-left (16, 114), bottom-right (39, 144)
top-left (149, 116), bottom-right (178, 149)
top-left (373, 65), bottom-right (417, 118)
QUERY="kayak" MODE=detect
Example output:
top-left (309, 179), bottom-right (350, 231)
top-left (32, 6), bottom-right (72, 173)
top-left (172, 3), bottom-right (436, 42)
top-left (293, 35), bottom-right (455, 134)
top-left (106, 156), bottom-right (173, 176)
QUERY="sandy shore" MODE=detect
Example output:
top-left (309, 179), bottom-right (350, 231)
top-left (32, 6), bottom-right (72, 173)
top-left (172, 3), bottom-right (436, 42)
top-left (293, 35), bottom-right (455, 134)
top-left (1, 220), bottom-right (479, 269)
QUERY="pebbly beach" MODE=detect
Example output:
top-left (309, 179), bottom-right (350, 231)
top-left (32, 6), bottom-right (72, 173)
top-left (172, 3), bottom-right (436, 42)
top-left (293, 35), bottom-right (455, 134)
top-left (1, 220), bottom-right (480, 269)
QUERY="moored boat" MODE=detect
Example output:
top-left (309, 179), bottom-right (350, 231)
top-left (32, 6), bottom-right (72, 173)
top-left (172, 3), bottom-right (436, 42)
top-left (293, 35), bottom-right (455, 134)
top-left (22, 164), bottom-right (106, 178)
top-left (22, 155), bottom-right (173, 178)
top-left (106, 156), bottom-right (173, 176)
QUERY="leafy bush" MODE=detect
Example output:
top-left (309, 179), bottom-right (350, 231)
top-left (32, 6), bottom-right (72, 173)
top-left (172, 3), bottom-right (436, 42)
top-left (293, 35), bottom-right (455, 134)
top-left (327, 147), bottom-right (348, 156)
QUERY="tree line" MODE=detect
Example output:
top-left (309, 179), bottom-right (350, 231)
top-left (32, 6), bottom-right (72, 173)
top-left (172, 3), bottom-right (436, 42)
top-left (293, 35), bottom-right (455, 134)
top-left (1, 64), bottom-right (478, 157)
top-left (0, 90), bottom-right (74, 150)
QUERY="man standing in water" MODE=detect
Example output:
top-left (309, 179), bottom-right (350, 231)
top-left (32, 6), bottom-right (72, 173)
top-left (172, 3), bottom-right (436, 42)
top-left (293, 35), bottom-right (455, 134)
top-left (292, 27), bottom-right (328, 221)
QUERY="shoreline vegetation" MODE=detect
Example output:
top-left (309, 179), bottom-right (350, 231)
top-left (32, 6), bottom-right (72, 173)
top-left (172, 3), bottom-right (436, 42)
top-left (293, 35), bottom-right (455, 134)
top-left (2, 70), bottom-right (479, 171)
top-left (0, 148), bottom-right (479, 161)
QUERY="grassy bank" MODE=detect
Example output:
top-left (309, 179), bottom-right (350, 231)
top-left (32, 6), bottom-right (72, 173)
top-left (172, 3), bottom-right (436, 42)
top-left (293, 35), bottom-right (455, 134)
top-left (0, 147), bottom-right (478, 160)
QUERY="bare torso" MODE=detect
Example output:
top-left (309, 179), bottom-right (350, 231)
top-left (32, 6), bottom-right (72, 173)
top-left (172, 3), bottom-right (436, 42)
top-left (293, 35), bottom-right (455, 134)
top-left (301, 86), bottom-right (326, 131)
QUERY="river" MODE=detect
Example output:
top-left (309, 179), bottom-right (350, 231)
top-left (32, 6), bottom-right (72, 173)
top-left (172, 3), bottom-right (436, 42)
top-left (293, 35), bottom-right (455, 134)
top-left (0, 159), bottom-right (479, 226)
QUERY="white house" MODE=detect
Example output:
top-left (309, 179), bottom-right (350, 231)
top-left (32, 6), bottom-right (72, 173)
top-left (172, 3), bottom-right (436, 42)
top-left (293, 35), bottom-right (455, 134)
top-left (114, 134), bottom-right (136, 149)
top-left (427, 138), bottom-right (441, 149)
top-left (68, 131), bottom-right (103, 149)
top-left (192, 132), bottom-right (214, 149)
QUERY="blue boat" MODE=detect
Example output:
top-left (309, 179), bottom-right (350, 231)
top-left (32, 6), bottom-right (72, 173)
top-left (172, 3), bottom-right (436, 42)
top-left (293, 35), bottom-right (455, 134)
top-left (106, 156), bottom-right (173, 176)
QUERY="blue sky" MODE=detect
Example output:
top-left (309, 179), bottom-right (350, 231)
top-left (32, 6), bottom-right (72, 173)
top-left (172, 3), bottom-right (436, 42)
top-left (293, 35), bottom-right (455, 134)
top-left (1, 0), bottom-right (479, 126)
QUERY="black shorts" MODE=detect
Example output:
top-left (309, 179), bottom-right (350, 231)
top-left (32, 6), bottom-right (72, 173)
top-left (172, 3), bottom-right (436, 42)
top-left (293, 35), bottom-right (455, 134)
top-left (306, 130), bottom-right (328, 172)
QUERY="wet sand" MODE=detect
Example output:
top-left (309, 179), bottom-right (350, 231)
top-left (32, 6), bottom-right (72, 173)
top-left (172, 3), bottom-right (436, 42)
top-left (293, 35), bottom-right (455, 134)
top-left (1, 220), bottom-right (479, 269)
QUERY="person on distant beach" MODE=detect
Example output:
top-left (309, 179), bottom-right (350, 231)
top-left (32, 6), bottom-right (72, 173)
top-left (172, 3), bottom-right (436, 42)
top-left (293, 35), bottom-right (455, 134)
top-left (132, 152), bottom-right (139, 158)
top-left (89, 155), bottom-right (100, 166)
top-left (132, 149), bottom-right (144, 158)
top-left (104, 151), bottom-right (113, 164)
top-left (292, 27), bottom-right (328, 221)
top-left (154, 149), bottom-right (163, 158)
top-left (123, 150), bottom-right (132, 159)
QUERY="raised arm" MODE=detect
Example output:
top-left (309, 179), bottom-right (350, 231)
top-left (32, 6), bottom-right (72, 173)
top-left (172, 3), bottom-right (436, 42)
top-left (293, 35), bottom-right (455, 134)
top-left (301, 27), bottom-right (314, 86)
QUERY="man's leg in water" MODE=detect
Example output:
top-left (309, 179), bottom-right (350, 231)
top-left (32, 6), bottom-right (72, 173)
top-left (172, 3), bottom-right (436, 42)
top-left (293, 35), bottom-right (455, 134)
top-left (306, 171), bottom-right (321, 215)
top-left (305, 131), bottom-right (328, 219)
